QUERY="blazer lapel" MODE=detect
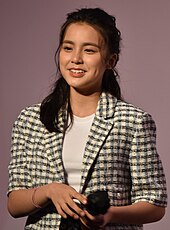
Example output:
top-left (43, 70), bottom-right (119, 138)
top-left (44, 111), bottom-right (66, 183)
top-left (44, 131), bottom-right (66, 182)
top-left (80, 92), bottom-right (117, 192)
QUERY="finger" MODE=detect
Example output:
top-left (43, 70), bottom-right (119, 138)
top-left (80, 216), bottom-right (91, 229)
top-left (68, 199), bottom-right (86, 217)
top-left (54, 197), bottom-right (79, 219)
top-left (82, 211), bottom-right (104, 228)
top-left (71, 191), bottom-right (87, 205)
top-left (84, 210), bottom-right (95, 220)
top-left (61, 202), bottom-right (80, 219)
top-left (55, 203), bottom-right (67, 219)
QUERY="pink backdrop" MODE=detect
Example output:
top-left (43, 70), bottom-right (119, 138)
top-left (1, 0), bottom-right (169, 229)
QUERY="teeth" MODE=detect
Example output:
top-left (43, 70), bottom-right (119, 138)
top-left (70, 69), bottom-right (84, 73)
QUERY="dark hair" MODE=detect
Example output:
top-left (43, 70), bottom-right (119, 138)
top-left (40, 7), bottom-right (122, 132)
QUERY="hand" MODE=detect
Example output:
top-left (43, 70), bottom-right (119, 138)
top-left (44, 182), bottom-right (87, 219)
top-left (80, 207), bottom-right (113, 229)
top-left (80, 210), bottom-right (105, 229)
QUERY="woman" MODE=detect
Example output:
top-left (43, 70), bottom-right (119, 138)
top-left (7, 7), bottom-right (167, 229)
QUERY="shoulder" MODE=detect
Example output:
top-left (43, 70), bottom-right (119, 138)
top-left (13, 104), bottom-right (43, 129)
top-left (115, 100), bottom-right (150, 116)
top-left (115, 100), bottom-right (156, 128)
top-left (100, 93), bottom-right (155, 125)
top-left (17, 104), bottom-right (41, 120)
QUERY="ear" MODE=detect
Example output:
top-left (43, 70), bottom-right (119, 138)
top-left (106, 54), bottom-right (118, 69)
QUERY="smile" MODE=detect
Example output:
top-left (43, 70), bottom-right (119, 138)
top-left (70, 69), bottom-right (85, 74)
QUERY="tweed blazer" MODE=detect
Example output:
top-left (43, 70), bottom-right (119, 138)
top-left (8, 92), bottom-right (167, 230)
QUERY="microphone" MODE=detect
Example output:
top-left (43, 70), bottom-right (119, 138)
top-left (85, 190), bottom-right (110, 215)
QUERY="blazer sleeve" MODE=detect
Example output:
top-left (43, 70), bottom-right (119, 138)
top-left (8, 108), bottom-right (33, 195)
top-left (129, 112), bottom-right (167, 207)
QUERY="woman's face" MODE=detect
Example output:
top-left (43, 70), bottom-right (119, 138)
top-left (59, 22), bottom-right (109, 95)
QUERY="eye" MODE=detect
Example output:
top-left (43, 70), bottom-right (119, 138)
top-left (84, 48), bottom-right (96, 54)
top-left (62, 45), bottom-right (73, 52)
top-left (84, 45), bottom-right (99, 54)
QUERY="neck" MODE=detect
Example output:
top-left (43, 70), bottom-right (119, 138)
top-left (70, 88), bottom-right (101, 117)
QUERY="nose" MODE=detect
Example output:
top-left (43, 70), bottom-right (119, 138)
top-left (71, 50), bottom-right (83, 64)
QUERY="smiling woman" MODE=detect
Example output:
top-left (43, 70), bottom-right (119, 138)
top-left (59, 22), bottom-right (108, 97)
top-left (7, 7), bottom-right (167, 230)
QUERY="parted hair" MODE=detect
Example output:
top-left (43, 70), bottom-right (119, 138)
top-left (40, 8), bottom-right (122, 132)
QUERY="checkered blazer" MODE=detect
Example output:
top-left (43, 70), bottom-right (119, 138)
top-left (8, 92), bottom-right (167, 229)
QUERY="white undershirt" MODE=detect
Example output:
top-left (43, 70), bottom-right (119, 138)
top-left (62, 114), bottom-right (95, 192)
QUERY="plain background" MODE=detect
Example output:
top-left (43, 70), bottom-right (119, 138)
top-left (1, 0), bottom-right (169, 229)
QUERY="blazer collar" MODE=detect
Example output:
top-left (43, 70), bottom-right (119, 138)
top-left (80, 92), bottom-right (117, 192)
top-left (96, 92), bottom-right (117, 119)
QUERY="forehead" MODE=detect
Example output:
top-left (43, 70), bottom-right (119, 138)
top-left (63, 22), bottom-right (105, 45)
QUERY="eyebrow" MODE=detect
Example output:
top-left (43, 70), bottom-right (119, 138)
top-left (62, 40), bottom-right (101, 49)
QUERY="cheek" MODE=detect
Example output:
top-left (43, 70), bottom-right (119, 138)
top-left (93, 61), bottom-right (107, 75)
top-left (59, 51), bottom-right (69, 65)
top-left (88, 57), bottom-right (104, 69)
top-left (59, 56), bottom-right (68, 73)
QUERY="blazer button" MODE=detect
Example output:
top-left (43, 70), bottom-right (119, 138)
top-left (117, 192), bottom-right (121, 198)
